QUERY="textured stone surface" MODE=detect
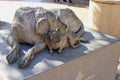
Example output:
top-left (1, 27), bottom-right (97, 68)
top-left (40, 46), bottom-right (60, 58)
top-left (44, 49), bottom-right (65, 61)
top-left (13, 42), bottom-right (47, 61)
top-left (27, 41), bottom-right (120, 80)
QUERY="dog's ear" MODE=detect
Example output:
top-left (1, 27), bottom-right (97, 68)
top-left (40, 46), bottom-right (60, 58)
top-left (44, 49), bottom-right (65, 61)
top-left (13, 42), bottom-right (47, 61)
top-left (36, 18), bottom-right (49, 35)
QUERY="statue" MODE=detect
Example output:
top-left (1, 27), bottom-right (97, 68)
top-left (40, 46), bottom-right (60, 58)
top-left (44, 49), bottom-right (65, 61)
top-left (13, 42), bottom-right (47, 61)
top-left (6, 7), bottom-right (88, 68)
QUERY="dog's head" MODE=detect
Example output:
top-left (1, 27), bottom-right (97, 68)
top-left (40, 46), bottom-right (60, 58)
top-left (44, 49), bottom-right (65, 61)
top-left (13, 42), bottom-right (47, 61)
top-left (48, 28), bottom-right (61, 43)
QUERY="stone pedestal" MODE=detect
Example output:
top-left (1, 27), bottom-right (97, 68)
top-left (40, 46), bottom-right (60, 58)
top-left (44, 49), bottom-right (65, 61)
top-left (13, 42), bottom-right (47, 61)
top-left (27, 41), bottom-right (120, 80)
top-left (88, 0), bottom-right (120, 38)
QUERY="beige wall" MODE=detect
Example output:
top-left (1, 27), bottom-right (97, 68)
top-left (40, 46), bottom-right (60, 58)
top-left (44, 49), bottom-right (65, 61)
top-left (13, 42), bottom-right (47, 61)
top-left (88, 0), bottom-right (120, 38)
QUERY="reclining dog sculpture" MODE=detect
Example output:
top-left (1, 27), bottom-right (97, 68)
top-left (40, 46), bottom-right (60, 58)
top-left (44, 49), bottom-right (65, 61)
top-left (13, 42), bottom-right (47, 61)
top-left (46, 9), bottom-right (88, 54)
top-left (6, 7), bottom-right (87, 68)
top-left (46, 23), bottom-right (88, 54)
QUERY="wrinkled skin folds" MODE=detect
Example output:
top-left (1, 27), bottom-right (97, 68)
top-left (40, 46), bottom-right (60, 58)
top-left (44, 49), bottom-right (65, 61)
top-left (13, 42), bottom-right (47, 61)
top-left (6, 7), bottom-right (86, 68)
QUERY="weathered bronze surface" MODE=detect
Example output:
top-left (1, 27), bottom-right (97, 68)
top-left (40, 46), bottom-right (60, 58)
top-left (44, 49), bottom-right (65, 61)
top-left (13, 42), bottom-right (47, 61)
top-left (6, 7), bottom-right (85, 68)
